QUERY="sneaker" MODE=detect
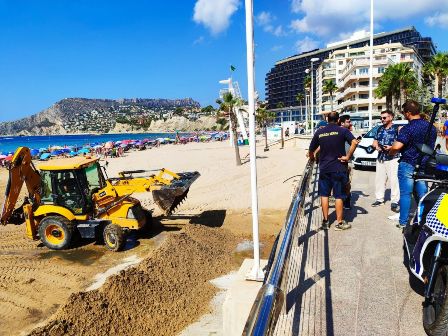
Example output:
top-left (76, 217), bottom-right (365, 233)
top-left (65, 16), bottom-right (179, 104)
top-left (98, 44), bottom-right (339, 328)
top-left (391, 203), bottom-right (399, 212)
top-left (335, 220), bottom-right (352, 231)
top-left (396, 223), bottom-right (406, 229)
top-left (371, 200), bottom-right (384, 207)
top-left (321, 219), bottom-right (330, 230)
top-left (388, 213), bottom-right (400, 221)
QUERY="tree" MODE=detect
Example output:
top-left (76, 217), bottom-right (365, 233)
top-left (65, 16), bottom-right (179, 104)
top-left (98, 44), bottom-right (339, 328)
top-left (423, 52), bottom-right (448, 97)
top-left (304, 75), bottom-right (312, 92)
top-left (322, 80), bottom-right (338, 112)
top-left (374, 63), bottom-right (418, 112)
top-left (217, 92), bottom-right (242, 166)
top-left (256, 104), bottom-right (276, 151)
top-left (295, 93), bottom-right (304, 107)
top-left (276, 101), bottom-right (285, 109)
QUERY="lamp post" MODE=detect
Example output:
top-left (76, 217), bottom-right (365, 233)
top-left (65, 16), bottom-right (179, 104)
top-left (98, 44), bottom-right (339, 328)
top-left (310, 57), bottom-right (319, 134)
top-left (244, 0), bottom-right (263, 281)
top-left (368, 0), bottom-right (374, 129)
top-left (304, 69), bottom-right (310, 134)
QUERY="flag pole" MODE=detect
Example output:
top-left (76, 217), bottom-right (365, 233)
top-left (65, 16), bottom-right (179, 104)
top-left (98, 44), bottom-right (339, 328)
top-left (244, 0), bottom-right (263, 281)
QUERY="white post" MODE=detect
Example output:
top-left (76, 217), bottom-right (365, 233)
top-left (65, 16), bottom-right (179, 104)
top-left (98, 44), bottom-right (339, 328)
top-left (368, 0), bottom-right (374, 129)
top-left (310, 63), bottom-right (314, 134)
top-left (244, 0), bottom-right (263, 281)
top-left (305, 94), bottom-right (309, 134)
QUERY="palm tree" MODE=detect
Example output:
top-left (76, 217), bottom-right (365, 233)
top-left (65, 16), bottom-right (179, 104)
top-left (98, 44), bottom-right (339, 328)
top-left (295, 93), bottom-right (304, 107)
top-left (217, 92), bottom-right (242, 166)
top-left (322, 80), bottom-right (338, 112)
top-left (374, 63), bottom-right (418, 112)
top-left (424, 52), bottom-right (448, 97)
top-left (256, 104), bottom-right (276, 151)
top-left (276, 101), bottom-right (285, 109)
top-left (375, 73), bottom-right (394, 110)
top-left (304, 75), bottom-right (311, 92)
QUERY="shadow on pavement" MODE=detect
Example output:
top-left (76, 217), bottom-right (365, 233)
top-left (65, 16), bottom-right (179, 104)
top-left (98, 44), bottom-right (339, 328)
top-left (287, 168), bottom-right (335, 335)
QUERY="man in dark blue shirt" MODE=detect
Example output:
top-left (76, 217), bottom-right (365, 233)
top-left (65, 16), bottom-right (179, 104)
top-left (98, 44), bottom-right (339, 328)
top-left (389, 100), bottom-right (437, 228)
top-left (309, 112), bottom-right (358, 230)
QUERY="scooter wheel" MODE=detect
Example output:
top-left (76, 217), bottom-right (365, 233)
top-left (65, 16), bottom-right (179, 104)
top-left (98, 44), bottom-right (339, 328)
top-left (423, 265), bottom-right (448, 335)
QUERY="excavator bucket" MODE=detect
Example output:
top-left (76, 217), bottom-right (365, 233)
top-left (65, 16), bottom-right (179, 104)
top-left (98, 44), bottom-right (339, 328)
top-left (152, 171), bottom-right (200, 215)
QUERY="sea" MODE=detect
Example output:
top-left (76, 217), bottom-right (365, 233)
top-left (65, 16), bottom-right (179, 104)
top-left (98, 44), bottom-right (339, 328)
top-left (0, 133), bottom-right (178, 154)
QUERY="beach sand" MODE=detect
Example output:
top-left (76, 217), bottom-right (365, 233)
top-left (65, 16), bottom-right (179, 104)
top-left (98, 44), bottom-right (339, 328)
top-left (0, 138), bottom-right (307, 335)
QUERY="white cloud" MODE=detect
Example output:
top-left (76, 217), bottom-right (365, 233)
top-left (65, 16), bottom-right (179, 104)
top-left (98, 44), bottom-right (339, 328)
top-left (193, 0), bottom-right (240, 35)
top-left (291, 0), bottom-right (302, 13)
top-left (256, 11), bottom-right (273, 26)
top-left (193, 36), bottom-right (205, 45)
top-left (271, 45), bottom-right (284, 52)
top-left (256, 11), bottom-right (286, 36)
top-left (290, 0), bottom-right (444, 38)
top-left (295, 36), bottom-right (319, 53)
top-left (425, 12), bottom-right (448, 28)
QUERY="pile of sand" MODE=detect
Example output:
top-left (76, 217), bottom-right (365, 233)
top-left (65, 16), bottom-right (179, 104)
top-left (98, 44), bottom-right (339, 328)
top-left (29, 224), bottom-right (238, 336)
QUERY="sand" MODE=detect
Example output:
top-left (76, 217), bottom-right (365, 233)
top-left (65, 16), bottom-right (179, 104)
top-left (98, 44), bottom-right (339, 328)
top-left (0, 138), bottom-right (307, 336)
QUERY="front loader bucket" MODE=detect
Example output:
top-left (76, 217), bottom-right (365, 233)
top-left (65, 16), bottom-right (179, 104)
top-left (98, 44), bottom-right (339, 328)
top-left (152, 171), bottom-right (200, 215)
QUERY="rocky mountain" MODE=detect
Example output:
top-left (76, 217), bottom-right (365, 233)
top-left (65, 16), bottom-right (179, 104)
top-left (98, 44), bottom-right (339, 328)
top-left (0, 98), bottom-right (201, 135)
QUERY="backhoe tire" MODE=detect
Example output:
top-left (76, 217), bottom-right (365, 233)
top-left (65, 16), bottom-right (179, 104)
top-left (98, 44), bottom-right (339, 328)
top-left (103, 224), bottom-right (125, 252)
top-left (143, 210), bottom-right (153, 229)
top-left (423, 265), bottom-right (448, 336)
top-left (38, 216), bottom-right (74, 250)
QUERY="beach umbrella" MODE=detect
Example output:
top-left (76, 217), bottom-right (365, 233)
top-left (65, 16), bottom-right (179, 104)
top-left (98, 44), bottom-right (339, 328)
top-left (93, 145), bottom-right (102, 149)
top-left (104, 141), bottom-right (113, 149)
top-left (78, 148), bottom-right (90, 154)
top-left (50, 150), bottom-right (62, 156)
top-left (5, 155), bottom-right (13, 161)
top-left (69, 151), bottom-right (77, 156)
top-left (39, 153), bottom-right (50, 161)
top-left (39, 148), bottom-right (48, 153)
top-left (0, 154), bottom-right (6, 159)
top-left (30, 149), bottom-right (40, 156)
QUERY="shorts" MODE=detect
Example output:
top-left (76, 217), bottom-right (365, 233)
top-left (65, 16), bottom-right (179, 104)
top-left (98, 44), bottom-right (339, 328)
top-left (318, 171), bottom-right (349, 199)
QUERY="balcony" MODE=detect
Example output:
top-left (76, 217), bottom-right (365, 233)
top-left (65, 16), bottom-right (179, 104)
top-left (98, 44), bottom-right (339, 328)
top-left (336, 97), bottom-right (386, 110)
top-left (339, 57), bottom-right (394, 80)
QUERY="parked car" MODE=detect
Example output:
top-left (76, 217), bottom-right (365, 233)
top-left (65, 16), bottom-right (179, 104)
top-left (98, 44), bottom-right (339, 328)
top-left (353, 120), bottom-right (408, 168)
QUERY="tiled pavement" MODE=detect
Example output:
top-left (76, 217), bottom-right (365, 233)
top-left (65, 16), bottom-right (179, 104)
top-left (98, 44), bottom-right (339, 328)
top-left (273, 166), bottom-right (426, 336)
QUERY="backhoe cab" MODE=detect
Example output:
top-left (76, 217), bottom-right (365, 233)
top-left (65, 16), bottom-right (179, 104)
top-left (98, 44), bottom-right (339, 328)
top-left (1, 147), bottom-right (199, 251)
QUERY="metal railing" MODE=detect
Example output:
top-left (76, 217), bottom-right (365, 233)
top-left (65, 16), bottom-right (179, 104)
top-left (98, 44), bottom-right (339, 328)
top-left (243, 159), bottom-right (315, 335)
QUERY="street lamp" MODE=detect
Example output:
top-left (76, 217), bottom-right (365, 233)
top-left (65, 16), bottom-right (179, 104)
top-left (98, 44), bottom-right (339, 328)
top-left (368, 0), bottom-right (374, 129)
top-left (310, 57), bottom-right (319, 134)
top-left (304, 69), bottom-right (310, 134)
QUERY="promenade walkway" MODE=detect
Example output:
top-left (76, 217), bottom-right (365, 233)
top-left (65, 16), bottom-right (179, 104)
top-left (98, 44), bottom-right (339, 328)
top-left (273, 165), bottom-right (425, 336)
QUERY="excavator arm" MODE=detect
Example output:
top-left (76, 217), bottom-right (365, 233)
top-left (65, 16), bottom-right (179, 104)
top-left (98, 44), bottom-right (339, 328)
top-left (1, 147), bottom-right (41, 225)
top-left (99, 168), bottom-right (200, 215)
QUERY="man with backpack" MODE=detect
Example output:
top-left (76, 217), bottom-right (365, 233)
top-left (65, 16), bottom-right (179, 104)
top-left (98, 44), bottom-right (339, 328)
top-left (371, 110), bottom-right (400, 212)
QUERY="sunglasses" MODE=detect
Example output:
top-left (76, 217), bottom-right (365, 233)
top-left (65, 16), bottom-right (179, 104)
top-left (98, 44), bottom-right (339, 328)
top-left (381, 116), bottom-right (388, 120)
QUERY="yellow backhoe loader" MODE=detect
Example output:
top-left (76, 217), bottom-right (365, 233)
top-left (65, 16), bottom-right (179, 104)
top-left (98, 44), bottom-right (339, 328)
top-left (0, 147), bottom-right (199, 251)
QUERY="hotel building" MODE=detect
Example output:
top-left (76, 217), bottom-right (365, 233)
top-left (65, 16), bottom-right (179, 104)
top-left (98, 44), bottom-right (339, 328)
top-left (315, 43), bottom-right (424, 128)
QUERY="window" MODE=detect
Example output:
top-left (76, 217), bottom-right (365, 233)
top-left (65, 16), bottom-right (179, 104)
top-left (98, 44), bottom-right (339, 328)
top-left (378, 67), bottom-right (385, 74)
top-left (339, 61), bottom-right (344, 65)
top-left (40, 171), bottom-right (53, 204)
top-left (359, 68), bottom-right (369, 75)
top-left (359, 94), bottom-right (369, 99)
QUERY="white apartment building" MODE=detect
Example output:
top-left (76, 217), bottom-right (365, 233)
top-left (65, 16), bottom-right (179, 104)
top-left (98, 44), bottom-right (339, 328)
top-left (315, 42), bottom-right (424, 127)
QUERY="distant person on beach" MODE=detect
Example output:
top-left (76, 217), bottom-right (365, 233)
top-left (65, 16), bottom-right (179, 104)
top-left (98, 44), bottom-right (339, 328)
top-left (371, 110), bottom-right (400, 213)
top-left (294, 123), bottom-right (299, 135)
top-left (308, 112), bottom-right (358, 231)
top-left (285, 127), bottom-right (290, 137)
top-left (444, 119), bottom-right (448, 152)
top-left (389, 100), bottom-right (437, 228)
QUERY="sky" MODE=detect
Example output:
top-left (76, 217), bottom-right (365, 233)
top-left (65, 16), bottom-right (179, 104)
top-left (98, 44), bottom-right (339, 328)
top-left (0, 0), bottom-right (447, 122)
